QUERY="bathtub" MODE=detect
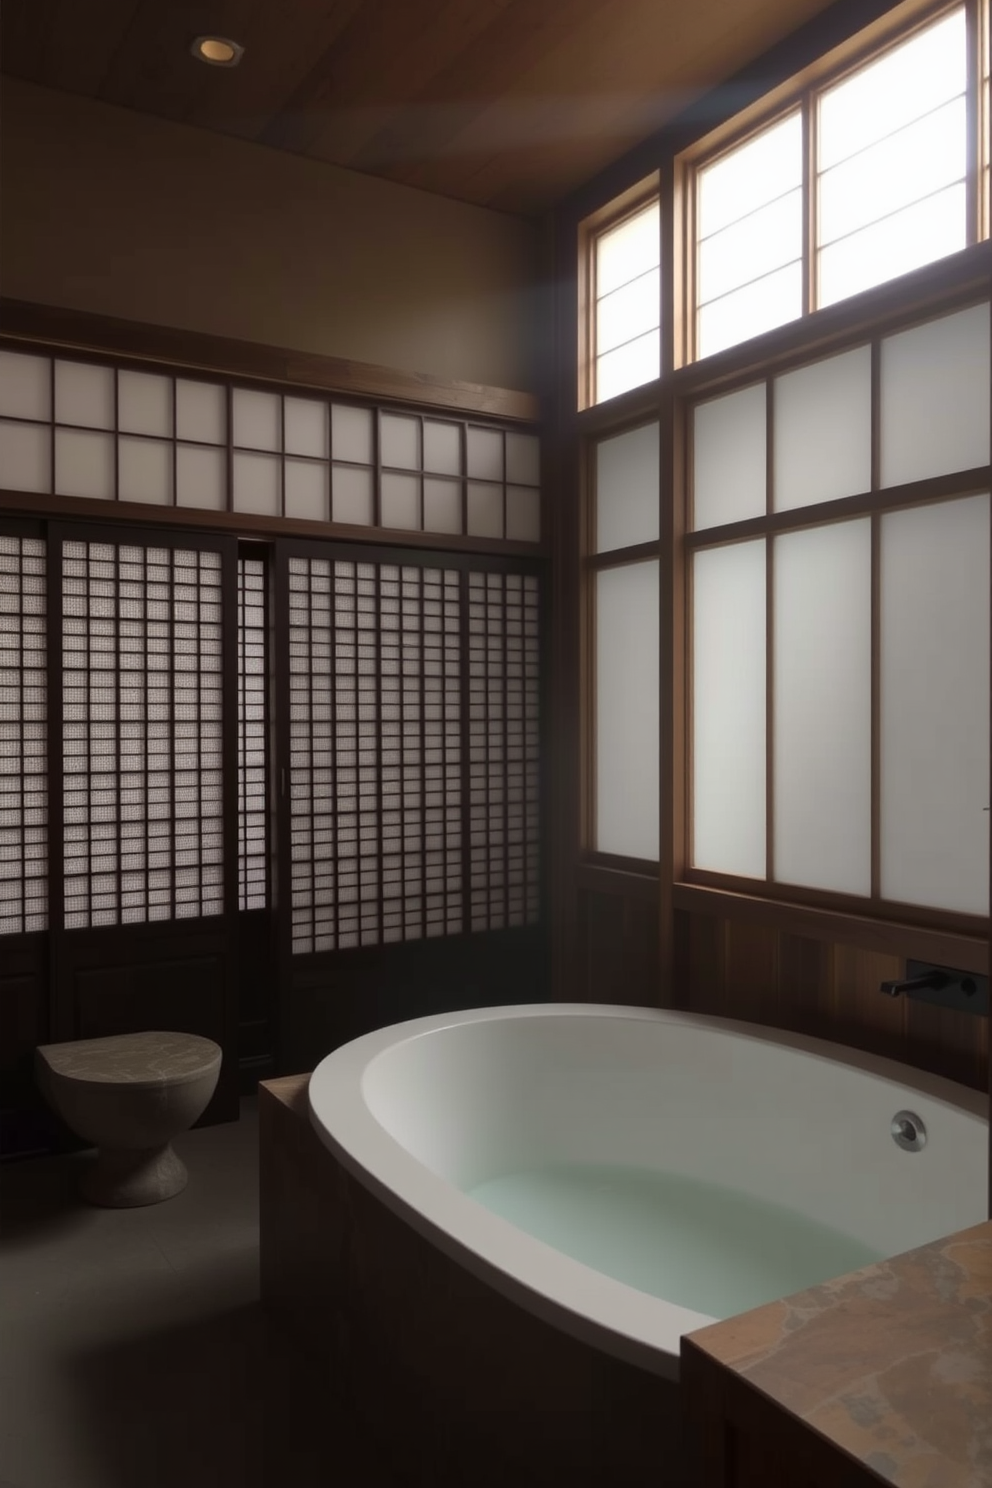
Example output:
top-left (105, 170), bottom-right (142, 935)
top-left (304, 1005), bottom-right (988, 1485)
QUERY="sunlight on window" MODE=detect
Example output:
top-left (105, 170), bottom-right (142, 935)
top-left (594, 201), bottom-right (660, 402)
top-left (817, 8), bottom-right (967, 307)
top-left (696, 113), bottom-right (803, 358)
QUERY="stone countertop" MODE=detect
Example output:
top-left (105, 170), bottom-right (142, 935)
top-left (684, 1220), bottom-right (992, 1488)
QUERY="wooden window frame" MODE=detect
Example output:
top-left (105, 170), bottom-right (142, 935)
top-left (571, 0), bottom-right (992, 974)
top-left (675, 0), bottom-right (990, 367)
top-left (578, 176), bottom-right (661, 412)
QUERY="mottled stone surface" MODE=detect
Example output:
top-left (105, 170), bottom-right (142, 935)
top-left (687, 1222), bottom-right (992, 1487)
top-left (37, 1031), bottom-right (222, 1087)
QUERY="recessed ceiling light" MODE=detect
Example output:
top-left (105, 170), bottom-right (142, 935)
top-left (191, 36), bottom-right (244, 67)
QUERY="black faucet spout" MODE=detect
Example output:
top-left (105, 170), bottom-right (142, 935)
top-left (879, 971), bottom-right (950, 998)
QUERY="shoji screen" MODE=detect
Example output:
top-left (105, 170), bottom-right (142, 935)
top-left (0, 529), bottom-right (47, 935)
top-left (238, 555), bottom-right (268, 912)
top-left (60, 534), bottom-right (234, 928)
top-left (283, 547), bottom-right (541, 954)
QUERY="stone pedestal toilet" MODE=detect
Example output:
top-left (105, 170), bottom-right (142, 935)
top-left (35, 1031), bottom-right (223, 1207)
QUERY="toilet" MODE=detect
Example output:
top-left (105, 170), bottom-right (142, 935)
top-left (35, 1031), bottom-right (223, 1208)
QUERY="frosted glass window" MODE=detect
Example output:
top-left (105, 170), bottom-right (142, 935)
top-left (819, 98), bottom-right (966, 249)
top-left (467, 482), bottom-right (503, 538)
top-left (773, 347), bottom-right (871, 511)
top-left (0, 421), bottom-right (50, 492)
top-left (381, 414), bottom-right (420, 470)
top-left (595, 423), bottom-right (659, 551)
top-left (467, 427), bottom-right (503, 481)
top-left (597, 559), bottom-right (660, 863)
top-left (333, 465), bottom-right (374, 525)
top-left (176, 379), bottom-right (226, 444)
top-left (118, 371), bottom-right (172, 437)
top-left (332, 405), bottom-right (373, 465)
top-left (818, 184), bottom-right (967, 307)
top-left (55, 428), bottom-right (114, 499)
top-left (817, 10), bottom-right (966, 310)
top-left (381, 472), bottom-right (420, 529)
top-left (698, 189), bottom-right (803, 307)
top-left (699, 113), bottom-right (803, 238)
top-left (692, 384), bottom-right (766, 530)
top-left (594, 201), bottom-right (660, 405)
top-left (177, 443), bottom-right (227, 510)
top-left (423, 477), bottom-right (462, 533)
top-left (595, 331), bottom-right (660, 403)
top-left (597, 203), bottom-right (659, 297)
top-left (595, 561), bottom-right (659, 859)
top-left (597, 269), bottom-right (660, 356)
top-left (697, 261), bottom-right (803, 360)
top-left (423, 420), bottom-right (461, 475)
top-left (880, 304), bottom-right (990, 487)
top-left (692, 541), bottom-right (766, 876)
top-left (234, 451), bottom-right (281, 515)
top-left (55, 361), bottom-right (114, 429)
top-left (697, 113), bottom-right (802, 358)
top-left (0, 351), bottom-right (50, 421)
top-left (284, 398), bottom-right (328, 458)
top-left (506, 486), bottom-right (541, 542)
top-left (880, 494), bottom-right (990, 915)
top-left (774, 521), bottom-right (871, 894)
top-left (285, 459), bottom-right (329, 521)
top-left (506, 432), bottom-right (540, 486)
top-left (119, 437), bottom-right (173, 505)
top-left (233, 388), bottom-right (281, 451)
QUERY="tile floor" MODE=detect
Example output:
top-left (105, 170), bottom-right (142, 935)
top-left (0, 1098), bottom-right (396, 1488)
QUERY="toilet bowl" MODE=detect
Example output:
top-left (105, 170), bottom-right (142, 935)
top-left (35, 1031), bottom-right (223, 1207)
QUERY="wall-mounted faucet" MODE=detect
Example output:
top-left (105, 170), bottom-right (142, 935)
top-left (880, 961), bottom-right (989, 1016)
top-left (880, 969), bottom-right (952, 998)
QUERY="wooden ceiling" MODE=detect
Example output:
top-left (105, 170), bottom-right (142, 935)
top-left (2, 0), bottom-right (838, 215)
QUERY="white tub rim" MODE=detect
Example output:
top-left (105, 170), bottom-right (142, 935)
top-left (307, 1004), bottom-right (987, 1381)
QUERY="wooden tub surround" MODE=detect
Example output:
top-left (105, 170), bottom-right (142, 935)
top-left (258, 1074), bottom-right (685, 1487)
top-left (682, 1221), bottom-right (992, 1488)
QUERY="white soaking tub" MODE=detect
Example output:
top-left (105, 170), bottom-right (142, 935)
top-left (308, 1004), bottom-right (988, 1383)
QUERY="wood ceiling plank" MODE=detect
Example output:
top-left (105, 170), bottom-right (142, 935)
top-left (260, 0), bottom-right (514, 161)
top-left (0, 0), bottom-right (59, 87)
top-left (180, 0), bottom-right (367, 143)
top-left (1, 0), bottom-right (142, 95)
top-left (375, 0), bottom-right (835, 209)
top-left (299, 0), bottom-right (616, 179)
top-left (96, 0), bottom-right (267, 121)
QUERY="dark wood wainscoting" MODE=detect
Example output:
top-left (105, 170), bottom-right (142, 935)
top-left (567, 867), bottom-right (988, 1095)
top-left (280, 924), bottom-right (549, 1076)
top-left (671, 907), bottom-right (989, 1093)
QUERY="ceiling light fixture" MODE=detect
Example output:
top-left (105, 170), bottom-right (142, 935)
top-left (191, 36), bottom-right (244, 67)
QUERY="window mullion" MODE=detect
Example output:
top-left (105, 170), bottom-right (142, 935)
top-left (965, 0), bottom-right (982, 242)
top-left (803, 89), bottom-right (816, 315)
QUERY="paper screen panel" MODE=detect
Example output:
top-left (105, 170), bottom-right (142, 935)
top-left (239, 556), bottom-right (268, 911)
top-left (288, 557), bottom-right (464, 952)
top-left (692, 384), bottom-right (766, 530)
top-left (773, 347), bottom-right (872, 511)
top-left (692, 540), bottom-right (766, 876)
top-left (595, 423), bottom-right (659, 552)
top-left (61, 541), bottom-right (225, 928)
top-left (773, 520), bottom-right (871, 893)
top-left (0, 535), bottom-right (47, 935)
top-left (595, 561), bottom-right (659, 860)
top-left (880, 303), bottom-right (991, 487)
top-left (880, 494), bottom-right (990, 914)
top-left (467, 571), bottom-right (541, 930)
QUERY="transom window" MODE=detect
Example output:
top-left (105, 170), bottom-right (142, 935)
top-left (582, 0), bottom-right (990, 391)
